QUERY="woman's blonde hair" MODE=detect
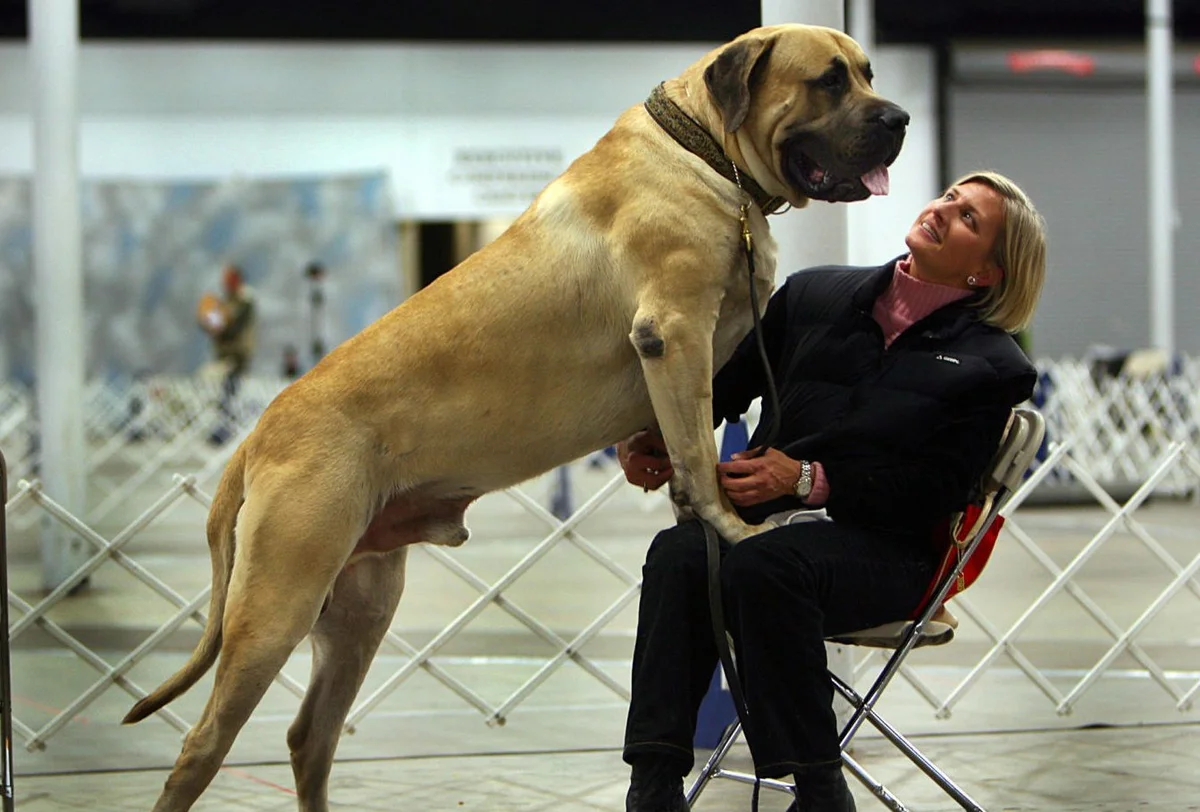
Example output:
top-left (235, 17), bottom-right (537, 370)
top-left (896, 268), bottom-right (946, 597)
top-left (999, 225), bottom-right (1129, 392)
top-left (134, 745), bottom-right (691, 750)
top-left (952, 170), bottom-right (1047, 333)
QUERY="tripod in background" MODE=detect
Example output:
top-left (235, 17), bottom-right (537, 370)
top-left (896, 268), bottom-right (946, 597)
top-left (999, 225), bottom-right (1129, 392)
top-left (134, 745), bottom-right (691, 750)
top-left (306, 262), bottom-right (328, 365)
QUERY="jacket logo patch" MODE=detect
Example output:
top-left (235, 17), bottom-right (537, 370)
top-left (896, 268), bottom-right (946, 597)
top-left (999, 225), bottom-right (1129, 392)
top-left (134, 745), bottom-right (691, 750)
top-left (935, 354), bottom-right (961, 365)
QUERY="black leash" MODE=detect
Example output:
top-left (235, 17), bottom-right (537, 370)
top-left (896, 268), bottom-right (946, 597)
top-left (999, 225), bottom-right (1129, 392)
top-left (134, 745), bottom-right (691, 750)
top-left (640, 84), bottom-right (787, 805)
top-left (702, 188), bottom-right (784, 811)
top-left (735, 195), bottom-right (783, 455)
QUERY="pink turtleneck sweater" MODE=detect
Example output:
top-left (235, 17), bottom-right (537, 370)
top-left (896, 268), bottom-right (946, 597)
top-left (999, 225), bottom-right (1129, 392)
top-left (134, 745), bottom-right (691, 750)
top-left (802, 257), bottom-right (971, 506)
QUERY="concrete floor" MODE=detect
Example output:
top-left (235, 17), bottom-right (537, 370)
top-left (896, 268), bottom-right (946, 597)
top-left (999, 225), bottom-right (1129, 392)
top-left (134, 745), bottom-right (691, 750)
top-left (5, 459), bottom-right (1200, 810)
top-left (13, 723), bottom-right (1200, 811)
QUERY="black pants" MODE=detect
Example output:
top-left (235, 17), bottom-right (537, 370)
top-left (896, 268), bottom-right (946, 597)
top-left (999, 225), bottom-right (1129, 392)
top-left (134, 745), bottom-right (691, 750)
top-left (622, 518), bottom-right (939, 779)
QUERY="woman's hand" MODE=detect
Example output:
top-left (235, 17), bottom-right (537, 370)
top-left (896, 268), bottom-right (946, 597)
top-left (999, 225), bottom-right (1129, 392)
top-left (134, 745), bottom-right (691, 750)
top-left (616, 429), bottom-right (674, 491)
top-left (716, 447), bottom-right (803, 507)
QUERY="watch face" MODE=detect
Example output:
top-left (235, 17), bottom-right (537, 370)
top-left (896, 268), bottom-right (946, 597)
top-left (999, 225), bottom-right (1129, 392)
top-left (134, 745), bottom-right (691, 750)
top-left (795, 462), bottom-right (813, 498)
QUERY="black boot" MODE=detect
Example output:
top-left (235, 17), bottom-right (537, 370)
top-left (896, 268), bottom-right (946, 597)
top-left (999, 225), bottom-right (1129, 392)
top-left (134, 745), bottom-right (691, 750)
top-left (785, 764), bottom-right (856, 812)
top-left (625, 756), bottom-right (688, 812)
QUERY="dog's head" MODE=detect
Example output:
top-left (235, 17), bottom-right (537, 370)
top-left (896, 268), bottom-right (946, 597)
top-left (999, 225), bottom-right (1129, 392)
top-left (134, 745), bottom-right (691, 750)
top-left (699, 24), bottom-right (908, 206)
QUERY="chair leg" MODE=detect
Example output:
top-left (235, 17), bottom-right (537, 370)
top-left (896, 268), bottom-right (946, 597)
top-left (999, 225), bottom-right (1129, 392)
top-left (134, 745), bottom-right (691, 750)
top-left (686, 719), bottom-right (796, 807)
top-left (840, 751), bottom-right (909, 811)
top-left (686, 720), bottom-right (743, 807)
top-left (833, 674), bottom-right (987, 811)
top-left (687, 674), bottom-right (987, 810)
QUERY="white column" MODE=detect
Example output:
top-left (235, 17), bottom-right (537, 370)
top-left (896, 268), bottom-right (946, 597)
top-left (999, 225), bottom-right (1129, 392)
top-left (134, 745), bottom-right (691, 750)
top-left (847, 0), bottom-right (875, 59)
top-left (846, 0), bottom-right (876, 268)
top-left (762, 0), bottom-right (858, 736)
top-left (1147, 0), bottom-right (1175, 356)
top-left (761, 0), bottom-right (848, 285)
top-left (30, 0), bottom-right (88, 589)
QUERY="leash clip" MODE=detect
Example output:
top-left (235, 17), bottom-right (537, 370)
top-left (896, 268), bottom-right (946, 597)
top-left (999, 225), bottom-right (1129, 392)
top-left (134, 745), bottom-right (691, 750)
top-left (730, 161), bottom-right (754, 257)
top-left (739, 204), bottom-right (754, 256)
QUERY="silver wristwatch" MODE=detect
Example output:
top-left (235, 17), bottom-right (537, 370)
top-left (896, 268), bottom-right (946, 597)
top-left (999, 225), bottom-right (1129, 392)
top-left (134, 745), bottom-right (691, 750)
top-left (793, 460), bottom-right (814, 500)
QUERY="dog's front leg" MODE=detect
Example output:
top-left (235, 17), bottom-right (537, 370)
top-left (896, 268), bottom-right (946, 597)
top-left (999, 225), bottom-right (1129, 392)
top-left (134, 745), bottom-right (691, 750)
top-left (630, 304), bottom-right (763, 543)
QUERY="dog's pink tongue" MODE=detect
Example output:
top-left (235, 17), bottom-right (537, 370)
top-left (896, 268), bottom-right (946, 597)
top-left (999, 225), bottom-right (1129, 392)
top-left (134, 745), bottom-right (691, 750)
top-left (861, 165), bottom-right (890, 196)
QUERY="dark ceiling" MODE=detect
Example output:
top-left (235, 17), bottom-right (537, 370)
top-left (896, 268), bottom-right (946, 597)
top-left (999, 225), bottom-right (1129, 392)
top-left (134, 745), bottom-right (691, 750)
top-left (0, 1), bottom-right (1198, 43)
top-left (878, 0), bottom-right (1200, 43)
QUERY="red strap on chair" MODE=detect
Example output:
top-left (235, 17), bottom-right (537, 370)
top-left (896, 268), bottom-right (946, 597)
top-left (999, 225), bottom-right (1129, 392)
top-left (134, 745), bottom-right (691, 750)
top-left (911, 504), bottom-right (1005, 619)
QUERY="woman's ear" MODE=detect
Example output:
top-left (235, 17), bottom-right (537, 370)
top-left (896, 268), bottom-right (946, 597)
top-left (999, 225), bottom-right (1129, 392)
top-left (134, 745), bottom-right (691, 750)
top-left (971, 261), bottom-right (1004, 288)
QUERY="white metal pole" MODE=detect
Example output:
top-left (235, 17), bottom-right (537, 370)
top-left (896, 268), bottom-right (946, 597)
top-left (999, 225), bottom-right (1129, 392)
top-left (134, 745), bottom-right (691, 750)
top-left (848, 0), bottom-right (874, 56)
top-left (30, 0), bottom-right (89, 589)
top-left (846, 0), bottom-right (876, 271)
top-left (1147, 0), bottom-right (1175, 356)
top-left (761, 0), bottom-right (857, 733)
top-left (760, 0), bottom-right (848, 285)
top-left (761, 1), bottom-right (844, 38)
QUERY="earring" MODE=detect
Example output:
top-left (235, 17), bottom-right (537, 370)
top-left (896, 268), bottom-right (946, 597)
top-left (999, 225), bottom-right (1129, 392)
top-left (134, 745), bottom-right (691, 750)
top-left (967, 275), bottom-right (978, 286)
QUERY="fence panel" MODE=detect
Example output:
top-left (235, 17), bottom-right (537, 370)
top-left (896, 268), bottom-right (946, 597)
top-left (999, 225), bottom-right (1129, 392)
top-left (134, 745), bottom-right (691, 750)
top-left (2, 361), bottom-right (1199, 762)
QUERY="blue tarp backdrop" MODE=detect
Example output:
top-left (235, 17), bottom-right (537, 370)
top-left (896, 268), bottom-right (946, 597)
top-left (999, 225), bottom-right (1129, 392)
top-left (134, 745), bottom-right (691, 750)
top-left (0, 172), bottom-right (399, 382)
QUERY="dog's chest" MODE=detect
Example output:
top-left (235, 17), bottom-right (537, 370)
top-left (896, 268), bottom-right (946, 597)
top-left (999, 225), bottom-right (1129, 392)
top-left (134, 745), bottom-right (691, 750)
top-left (712, 238), bottom-right (776, 372)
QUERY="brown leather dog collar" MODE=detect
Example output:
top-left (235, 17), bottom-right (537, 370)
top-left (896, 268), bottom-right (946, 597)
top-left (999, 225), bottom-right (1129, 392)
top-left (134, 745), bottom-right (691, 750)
top-left (643, 82), bottom-right (788, 216)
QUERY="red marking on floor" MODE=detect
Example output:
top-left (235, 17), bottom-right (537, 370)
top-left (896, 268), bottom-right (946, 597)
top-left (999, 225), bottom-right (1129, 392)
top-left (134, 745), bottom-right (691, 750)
top-left (220, 766), bottom-right (298, 796)
top-left (15, 694), bottom-right (90, 724)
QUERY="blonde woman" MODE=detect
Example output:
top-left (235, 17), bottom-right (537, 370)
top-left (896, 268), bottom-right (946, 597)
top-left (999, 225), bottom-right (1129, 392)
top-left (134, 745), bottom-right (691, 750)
top-left (618, 170), bottom-right (1047, 812)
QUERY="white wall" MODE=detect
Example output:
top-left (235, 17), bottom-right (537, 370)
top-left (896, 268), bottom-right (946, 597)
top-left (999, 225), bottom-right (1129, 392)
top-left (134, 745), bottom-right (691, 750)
top-left (951, 83), bottom-right (1200, 357)
top-left (0, 39), bottom-right (937, 254)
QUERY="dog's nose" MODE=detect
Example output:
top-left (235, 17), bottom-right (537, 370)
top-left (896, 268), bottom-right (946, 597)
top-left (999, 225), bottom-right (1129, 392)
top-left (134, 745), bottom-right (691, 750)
top-left (873, 104), bottom-right (910, 132)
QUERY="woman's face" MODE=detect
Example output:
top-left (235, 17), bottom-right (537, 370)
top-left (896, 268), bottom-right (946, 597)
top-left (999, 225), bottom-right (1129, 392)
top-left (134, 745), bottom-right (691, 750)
top-left (905, 181), bottom-right (1004, 289)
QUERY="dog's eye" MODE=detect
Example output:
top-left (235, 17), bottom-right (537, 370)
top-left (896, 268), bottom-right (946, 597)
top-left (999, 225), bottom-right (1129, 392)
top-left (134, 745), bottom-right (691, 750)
top-left (818, 71), bottom-right (843, 90)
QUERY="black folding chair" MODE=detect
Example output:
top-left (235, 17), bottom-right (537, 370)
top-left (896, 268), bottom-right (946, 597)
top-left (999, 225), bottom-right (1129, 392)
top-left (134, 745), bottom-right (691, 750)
top-left (686, 407), bottom-right (1046, 811)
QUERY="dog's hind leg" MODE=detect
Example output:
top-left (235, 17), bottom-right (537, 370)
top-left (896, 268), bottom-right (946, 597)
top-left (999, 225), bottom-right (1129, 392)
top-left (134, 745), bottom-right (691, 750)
top-left (287, 549), bottom-right (408, 812)
top-left (148, 479), bottom-right (364, 812)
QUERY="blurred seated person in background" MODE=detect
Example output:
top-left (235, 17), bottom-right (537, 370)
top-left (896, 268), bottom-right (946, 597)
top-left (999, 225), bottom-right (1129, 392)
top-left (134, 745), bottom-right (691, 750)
top-left (617, 170), bottom-right (1047, 812)
top-left (198, 264), bottom-right (257, 444)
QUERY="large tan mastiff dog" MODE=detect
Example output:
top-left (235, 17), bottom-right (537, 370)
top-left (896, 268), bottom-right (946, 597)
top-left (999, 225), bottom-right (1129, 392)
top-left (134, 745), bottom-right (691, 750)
top-left (124, 24), bottom-right (907, 811)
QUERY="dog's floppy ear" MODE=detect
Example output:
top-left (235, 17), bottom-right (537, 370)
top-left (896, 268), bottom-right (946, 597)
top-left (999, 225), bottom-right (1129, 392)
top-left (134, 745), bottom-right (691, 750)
top-left (704, 36), bottom-right (775, 133)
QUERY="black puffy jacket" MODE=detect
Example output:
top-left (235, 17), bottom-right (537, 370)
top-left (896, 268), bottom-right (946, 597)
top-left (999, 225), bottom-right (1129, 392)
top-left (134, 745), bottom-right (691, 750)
top-left (712, 259), bottom-right (1037, 534)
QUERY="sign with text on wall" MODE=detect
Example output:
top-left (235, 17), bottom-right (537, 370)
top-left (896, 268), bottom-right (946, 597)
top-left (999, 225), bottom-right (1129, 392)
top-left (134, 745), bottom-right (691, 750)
top-left (446, 145), bottom-right (566, 212)
top-left (399, 117), bottom-right (611, 219)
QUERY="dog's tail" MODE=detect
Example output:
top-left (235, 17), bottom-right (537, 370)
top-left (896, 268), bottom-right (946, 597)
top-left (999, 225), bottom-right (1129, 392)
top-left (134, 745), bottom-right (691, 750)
top-left (122, 445), bottom-right (247, 725)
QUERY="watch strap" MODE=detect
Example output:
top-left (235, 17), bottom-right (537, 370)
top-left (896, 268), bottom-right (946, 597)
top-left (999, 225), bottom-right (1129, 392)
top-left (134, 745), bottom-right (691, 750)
top-left (793, 459), bottom-right (814, 500)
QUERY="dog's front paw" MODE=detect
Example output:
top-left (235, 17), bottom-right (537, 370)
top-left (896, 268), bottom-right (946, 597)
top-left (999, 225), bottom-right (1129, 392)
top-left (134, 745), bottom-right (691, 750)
top-left (672, 504), bottom-right (697, 523)
top-left (704, 510), bottom-right (768, 544)
top-left (666, 477), bottom-right (697, 523)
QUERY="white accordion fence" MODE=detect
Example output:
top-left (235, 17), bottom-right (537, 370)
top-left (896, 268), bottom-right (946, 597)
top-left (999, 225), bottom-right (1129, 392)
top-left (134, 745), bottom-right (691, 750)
top-left (1, 356), bottom-right (1198, 764)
